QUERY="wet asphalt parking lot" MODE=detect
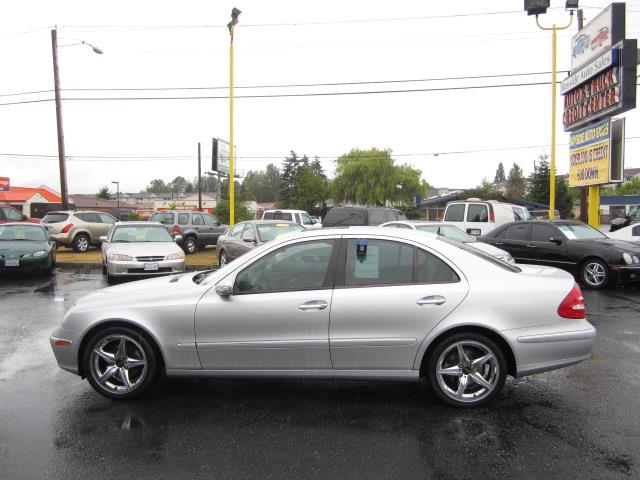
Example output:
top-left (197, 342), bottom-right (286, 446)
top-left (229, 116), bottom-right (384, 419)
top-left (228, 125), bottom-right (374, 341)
top-left (1, 268), bottom-right (639, 480)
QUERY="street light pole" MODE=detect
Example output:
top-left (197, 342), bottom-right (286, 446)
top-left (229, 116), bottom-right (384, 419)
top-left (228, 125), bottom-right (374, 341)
top-left (534, 12), bottom-right (573, 220)
top-left (51, 28), bottom-right (68, 210)
top-left (111, 181), bottom-right (120, 209)
top-left (228, 8), bottom-right (241, 227)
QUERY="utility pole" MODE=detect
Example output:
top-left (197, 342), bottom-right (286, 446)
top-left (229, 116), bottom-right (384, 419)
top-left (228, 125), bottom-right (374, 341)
top-left (576, 9), bottom-right (588, 223)
top-left (51, 28), bottom-right (68, 210)
top-left (197, 142), bottom-right (202, 211)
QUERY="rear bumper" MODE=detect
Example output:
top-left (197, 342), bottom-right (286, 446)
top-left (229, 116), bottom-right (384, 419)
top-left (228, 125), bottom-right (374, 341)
top-left (502, 320), bottom-right (596, 377)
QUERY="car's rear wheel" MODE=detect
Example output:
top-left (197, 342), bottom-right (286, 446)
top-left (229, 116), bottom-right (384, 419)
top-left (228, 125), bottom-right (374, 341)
top-left (580, 259), bottom-right (609, 289)
top-left (83, 326), bottom-right (160, 400)
top-left (427, 333), bottom-right (506, 407)
top-left (183, 236), bottom-right (197, 254)
top-left (72, 234), bottom-right (90, 253)
top-left (219, 249), bottom-right (228, 267)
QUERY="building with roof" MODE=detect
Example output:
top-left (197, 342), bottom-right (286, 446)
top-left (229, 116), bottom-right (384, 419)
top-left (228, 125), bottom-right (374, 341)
top-left (0, 185), bottom-right (62, 217)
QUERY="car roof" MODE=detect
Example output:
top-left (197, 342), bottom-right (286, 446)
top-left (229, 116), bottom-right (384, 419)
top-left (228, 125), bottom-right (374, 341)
top-left (273, 226), bottom-right (439, 242)
top-left (240, 220), bottom-right (300, 225)
top-left (113, 221), bottom-right (164, 227)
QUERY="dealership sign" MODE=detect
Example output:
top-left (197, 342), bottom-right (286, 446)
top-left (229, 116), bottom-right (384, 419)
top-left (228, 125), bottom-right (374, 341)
top-left (0, 177), bottom-right (9, 192)
top-left (570, 3), bottom-right (625, 71)
top-left (212, 138), bottom-right (230, 175)
top-left (561, 48), bottom-right (616, 95)
top-left (569, 118), bottom-right (611, 187)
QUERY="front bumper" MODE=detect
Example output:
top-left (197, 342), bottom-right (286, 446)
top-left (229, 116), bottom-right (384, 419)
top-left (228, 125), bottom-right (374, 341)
top-left (0, 256), bottom-right (51, 273)
top-left (502, 319), bottom-right (596, 377)
top-left (610, 265), bottom-right (640, 284)
top-left (50, 326), bottom-right (83, 375)
top-left (107, 258), bottom-right (185, 277)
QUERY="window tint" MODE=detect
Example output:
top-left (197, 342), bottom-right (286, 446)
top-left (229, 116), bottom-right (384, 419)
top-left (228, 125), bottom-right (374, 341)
top-left (417, 249), bottom-right (460, 283)
top-left (493, 227), bottom-right (508, 239)
top-left (531, 224), bottom-right (557, 242)
top-left (149, 212), bottom-right (174, 225)
top-left (235, 240), bottom-right (334, 293)
top-left (42, 213), bottom-right (69, 223)
top-left (632, 225), bottom-right (640, 236)
top-left (512, 207), bottom-right (527, 221)
top-left (263, 211), bottom-right (293, 221)
top-left (3, 208), bottom-right (24, 220)
top-left (78, 212), bottom-right (101, 223)
top-left (345, 239), bottom-right (413, 286)
top-left (203, 214), bottom-right (219, 226)
top-left (467, 204), bottom-right (488, 222)
top-left (368, 209), bottom-right (387, 225)
top-left (229, 224), bottom-right (245, 238)
top-left (323, 208), bottom-right (365, 226)
top-left (301, 213), bottom-right (313, 225)
top-left (444, 204), bottom-right (465, 222)
top-left (192, 213), bottom-right (204, 225)
top-left (507, 224), bottom-right (530, 241)
top-left (178, 213), bottom-right (189, 225)
top-left (98, 213), bottom-right (117, 224)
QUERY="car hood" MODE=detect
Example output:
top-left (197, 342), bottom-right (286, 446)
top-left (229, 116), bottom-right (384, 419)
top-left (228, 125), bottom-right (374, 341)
top-left (576, 238), bottom-right (640, 253)
top-left (0, 240), bottom-right (49, 256)
top-left (106, 241), bottom-right (183, 257)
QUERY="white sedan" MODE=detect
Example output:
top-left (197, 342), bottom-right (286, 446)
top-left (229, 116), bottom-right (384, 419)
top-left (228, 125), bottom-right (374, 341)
top-left (607, 223), bottom-right (640, 244)
top-left (380, 220), bottom-right (516, 265)
top-left (52, 227), bottom-right (594, 407)
top-left (101, 222), bottom-right (185, 282)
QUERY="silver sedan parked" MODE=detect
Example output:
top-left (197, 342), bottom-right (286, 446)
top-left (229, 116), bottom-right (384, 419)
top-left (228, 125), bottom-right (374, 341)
top-left (380, 220), bottom-right (516, 265)
top-left (52, 227), bottom-right (595, 407)
top-left (101, 222), bottom-right (185, 282)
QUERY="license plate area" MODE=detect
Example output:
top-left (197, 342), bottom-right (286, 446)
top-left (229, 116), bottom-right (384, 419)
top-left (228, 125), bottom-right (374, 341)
top-left (5, 259), bottom-right (19, 267)
top-left (144, 263), bottom-right (159, 271)
top-left (467, 229), bottom-right (481, 236)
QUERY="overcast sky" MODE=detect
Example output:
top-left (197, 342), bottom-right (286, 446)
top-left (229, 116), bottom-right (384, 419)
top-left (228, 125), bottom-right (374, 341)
top-left (1, 0), bottom-right (639, 195)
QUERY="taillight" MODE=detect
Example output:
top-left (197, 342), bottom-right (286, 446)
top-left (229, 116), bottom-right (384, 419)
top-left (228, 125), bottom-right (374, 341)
top-left (61, 223), bottom-right (73, 233)
top-left (557, 284), bottom-right (586, 319)
top-left (489, 209), bottom-right (495, 222)
top-left (172, 224), bottom-right (180, 233)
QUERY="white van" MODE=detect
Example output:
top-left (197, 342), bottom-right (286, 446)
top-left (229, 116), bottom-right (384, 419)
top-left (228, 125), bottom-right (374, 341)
top-left (261, 209), bottom-right (322, 229)
top-left (442, 199), bottom-right (532, 236)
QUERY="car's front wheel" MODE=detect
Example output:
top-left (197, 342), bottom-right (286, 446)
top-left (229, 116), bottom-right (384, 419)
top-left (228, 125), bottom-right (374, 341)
top-left (83, 326), bottom-right (160, 400)
top-left (427, 333), bottom-right (507, 407)
top-left (580, 258), bottom-right (609, 289)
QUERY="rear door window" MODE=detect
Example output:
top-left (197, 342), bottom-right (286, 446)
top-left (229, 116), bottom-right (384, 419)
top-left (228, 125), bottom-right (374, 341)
top-left (507, 224), bottom-right (531, 241)
top-left (78, 212), bottom-right (101, 223)
top-left (531, 224), bottom-right (557, 242)
top-left (466, 204), bottom-right (488, 222)
top-left (344, 239), bottom-right (413, 286)
top-left (444, 204), bottom-right (465, 222)
top-left (203, 214), bottom-right (219, 226)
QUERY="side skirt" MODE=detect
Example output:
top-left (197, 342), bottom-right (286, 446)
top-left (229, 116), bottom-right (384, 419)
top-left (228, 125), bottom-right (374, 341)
top-left (166, 369), bottom-right (420, 381)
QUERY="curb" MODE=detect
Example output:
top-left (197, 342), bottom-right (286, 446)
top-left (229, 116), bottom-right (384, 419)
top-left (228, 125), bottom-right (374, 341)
top-left (55, 263), bottom-right (213, 272)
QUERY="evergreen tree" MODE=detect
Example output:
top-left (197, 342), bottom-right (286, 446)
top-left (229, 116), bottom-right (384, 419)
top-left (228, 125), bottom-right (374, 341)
top-left (493, 162), bottom-right (506, 189)
top-left (279, 151), bottom-right (300, 208)
top-left (528, 157), bottom-right (574, 218)
top-left (505, 163), bottom-right (527, 199)
top-left (96, 186), bottom-right (110, 199)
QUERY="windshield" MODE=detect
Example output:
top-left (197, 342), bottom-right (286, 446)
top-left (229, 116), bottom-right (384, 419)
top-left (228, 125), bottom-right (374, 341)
top-left (257, 223), bottom-right (305, 242)
top-left (630, 206), bottom-right (639, 219)
top-left (437, 236), bottom-right (521, 272)
top-left (416, 224), bottom-right (476, 243)
top-left (111, 226), bottom-right (173, 242)
top-left (557, 223), bottom-right (607, 240)
top-left (0, 225), bottom-right (46, 241)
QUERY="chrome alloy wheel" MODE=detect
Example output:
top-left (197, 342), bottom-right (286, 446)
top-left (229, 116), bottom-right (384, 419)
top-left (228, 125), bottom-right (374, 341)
top-left (583, 261), bottom-right (606, 287)
top-left (89, 334), bottom-right (148, 395)
top-left (436, 341), bottom-right (499, 404)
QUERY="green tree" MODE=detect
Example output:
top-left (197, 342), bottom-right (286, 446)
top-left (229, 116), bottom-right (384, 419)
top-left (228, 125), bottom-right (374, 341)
top-left (146, 179), bottom-right (170, 193)
top-left (169, 176), bottom-right (191, 194)
top-left (505, 163), bottom-right (527, 199)
top-left (290, 166), bottom-right (329, 213)
top-left (601, 177), bottom-right (640, 196)
top-left (279, 151), bottom-right (301, 208)
top-left (493, 162), bottom-right (506, 189)
top-left (462, 178), bottom-right (505, 201)
top-left (527, 157), bottom-right (574, 218)
top-left (331, 148), bottom-right (426, 205)
top-left (96, 186), bottom-right (110, 199)
top-left (215, 199), bottom-right (253, 225)
top-left (396, 203), bottom-right (423, 220)
top-left (242, 164), bottom-right (282, 203)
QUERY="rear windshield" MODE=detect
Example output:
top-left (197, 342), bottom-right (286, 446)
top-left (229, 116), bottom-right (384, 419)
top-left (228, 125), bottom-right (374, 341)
top-left (437, 236), bottom-right (521, 272)
top-left (444, 204), bottom-right (465, 222)
top-left (256, 223), bottom-right (305, 242)
top-left (323, 208), bottom-right (365, 226)
top-left (149, 212), bottom-right (174, 225)
top-left (263, 211), bottom-right (293, 221)
top-left (42, 213), bottom-right (69, 223)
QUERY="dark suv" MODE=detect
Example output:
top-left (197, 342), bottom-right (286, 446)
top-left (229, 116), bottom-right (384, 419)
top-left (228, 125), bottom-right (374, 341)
top-left (322, 206), bottom-right (407, 227)
top-left (148, 210), bottom-right (228, 254)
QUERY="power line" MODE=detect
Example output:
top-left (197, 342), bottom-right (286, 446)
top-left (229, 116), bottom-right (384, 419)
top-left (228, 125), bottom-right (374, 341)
top-left (0, 71), bottom-right (569, 98)
top-left (0, 98), bottom-right (54, 106)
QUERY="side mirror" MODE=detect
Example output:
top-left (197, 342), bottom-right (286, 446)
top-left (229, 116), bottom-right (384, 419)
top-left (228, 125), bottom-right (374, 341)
top-left (549, 237), bottom-right (562, 245)
top-left (215, 284), bottom-right (233, 296)
top-left (242, 230), bottom-right (256, 242)
top-left (174, 234), bottom-right (183, 242)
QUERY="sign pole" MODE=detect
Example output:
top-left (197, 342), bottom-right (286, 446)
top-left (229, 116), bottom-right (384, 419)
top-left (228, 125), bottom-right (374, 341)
top-left (588, 186), bottom-right (600, 228)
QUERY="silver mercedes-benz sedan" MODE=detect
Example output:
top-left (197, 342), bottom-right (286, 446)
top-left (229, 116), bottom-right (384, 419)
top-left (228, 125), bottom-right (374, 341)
top-left (51, 227), bottom-right (595, 407)
top-left (100, 222), bottom-right (185, 282)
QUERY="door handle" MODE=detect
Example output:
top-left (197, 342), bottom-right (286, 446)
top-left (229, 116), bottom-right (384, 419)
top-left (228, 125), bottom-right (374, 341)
top-left (417, 295), bottom-right (446, 306)
top-left (494, 242), bottom-right (504, 245)
top-left (298, 300), bottom-right (328, 311)
top-left (525, 244), bottom-right (537, 248)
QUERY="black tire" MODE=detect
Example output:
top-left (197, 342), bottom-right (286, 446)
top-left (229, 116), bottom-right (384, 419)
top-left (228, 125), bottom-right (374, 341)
top-left (102, 262), bottom-right (107, 274)
top-left (426, 332), bottom-right (507, 408)
top-left (182, 236), bottom-right (197, 255)
top-left (219, 249), bottom-right (228, 267)
top-left (72, 233), bottom-right (90, 253)
top-left (83, 326), bottom-right (161, 400)
top-left (45, 256), bottom-right (55, 276)
top-left (106, 272), bottom-right (117, 284)
top-left (580, 258), bottom-right (609, 289)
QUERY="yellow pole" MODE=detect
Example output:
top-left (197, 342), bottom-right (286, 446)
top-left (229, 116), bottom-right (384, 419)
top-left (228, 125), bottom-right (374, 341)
top-left (229, 38), bottom-right (235, 226)
top-left (550, 25), bottom-right (557, 221)
top-left (588, 185), bottom-right (600, 228)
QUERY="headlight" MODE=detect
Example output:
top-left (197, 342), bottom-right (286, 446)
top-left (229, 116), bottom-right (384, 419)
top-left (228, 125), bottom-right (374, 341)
top-left (109, 253), bottom-right (134, 261)
top-left (22, 250), bottom-right (48, 258)
top-left (166, 252), bottom-right (185, 260)
top-left (623, 253), bottom-right (633, 265)
top-left (633, 255), bottom-right (640, 264)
